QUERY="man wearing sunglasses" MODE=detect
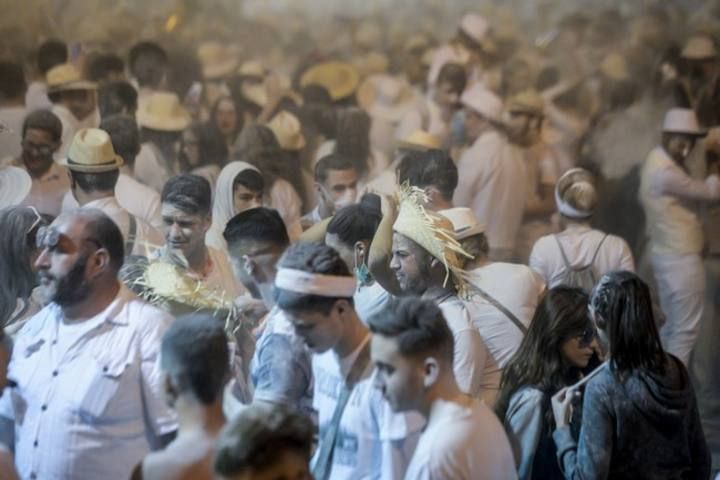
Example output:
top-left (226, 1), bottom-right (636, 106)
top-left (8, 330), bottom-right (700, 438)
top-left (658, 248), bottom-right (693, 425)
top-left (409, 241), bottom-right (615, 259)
top-left (0, 209), bottom-right (177, 480)
top-left (1, 109), bottom-right (70, 217)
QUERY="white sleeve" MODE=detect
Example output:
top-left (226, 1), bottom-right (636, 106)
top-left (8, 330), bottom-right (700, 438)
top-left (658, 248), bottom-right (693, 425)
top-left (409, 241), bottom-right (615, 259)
top-left (651, 166), bottom-right (720, 202)
top-left (452, 327), bottom-right (487, 398)
top-left (528, 238), bottom-right (550, 285)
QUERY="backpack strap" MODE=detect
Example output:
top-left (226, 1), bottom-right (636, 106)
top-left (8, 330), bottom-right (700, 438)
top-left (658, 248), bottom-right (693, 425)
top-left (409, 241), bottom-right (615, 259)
top-left (125, 213), bottom-right (137, 255)
top-left (553, 235), bottom-right (573, 269)
top-left (472, 285), bottom-right (528, 335)
top-left (590, 234), bottom-right (609, 264)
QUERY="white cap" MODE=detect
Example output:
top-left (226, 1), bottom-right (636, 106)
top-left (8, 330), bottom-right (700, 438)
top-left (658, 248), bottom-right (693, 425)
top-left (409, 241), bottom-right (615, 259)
top-left (439, 207), bottom-right (485, 240)
top-left (662, 108), bottom-right (706, 136)
top-left (461, 84), bottom-right (503, 122)
top-left (460, 13), bottom-right (490, 45)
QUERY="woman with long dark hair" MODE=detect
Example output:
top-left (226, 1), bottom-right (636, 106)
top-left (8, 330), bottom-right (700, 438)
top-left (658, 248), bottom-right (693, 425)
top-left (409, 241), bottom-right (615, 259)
top-left (551, 271), bottom-right (710, 479)
top-left (496, 286), bottom-right (596, 479)
top-left (179, 121), bottom-right (228, 190)
top-left (210, 96), bottom-right (243, 153)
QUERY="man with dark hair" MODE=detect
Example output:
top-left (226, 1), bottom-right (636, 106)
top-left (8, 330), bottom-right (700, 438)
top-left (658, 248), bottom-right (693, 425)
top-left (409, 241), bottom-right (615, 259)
top-left (274, 242), bottom-right (423, 480)
top-left (132, 313), bottom-right (229, 480)
top-left (64, 128), bottom-right (162, 256)
top-left (369, 297), bottom-right (517, 479)
top-left (397, 148), bottom-right (457, 211)
top-left (98, 80), bottom-right (138, 118)
top-left (0, 60), bottom-right (27, 159)
top-left (223, 208), bottom-right (312, 413)
top-left (302, 153), bottom-right (359, 228)
top-left (161, 174), bottom-right (244, 298)
top-left (62, 114), bottom-right (163, 230)
top-left (0, 209), bottom-right (177, 480)
top-left (214, 404), bottom-right (314, 480)
top-left (129, 41), bottom-right (168, 104)
top-left (25, 39), bottom-right (67, 110)
top-left (2, 109), bottom-right (70, 216)
top-left (87, 53), bottom-right (125, 84)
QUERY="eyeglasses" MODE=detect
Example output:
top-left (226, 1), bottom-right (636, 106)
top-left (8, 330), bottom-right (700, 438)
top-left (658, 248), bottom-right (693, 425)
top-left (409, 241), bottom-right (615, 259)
top-left (36, 225), bottom-right (101, 251)
top-left (22, 139), bottom-right (54, 157)
top-left (25, 206), bottom-right (44, 235)
top-left (576, 327), bottom-right (597, 348)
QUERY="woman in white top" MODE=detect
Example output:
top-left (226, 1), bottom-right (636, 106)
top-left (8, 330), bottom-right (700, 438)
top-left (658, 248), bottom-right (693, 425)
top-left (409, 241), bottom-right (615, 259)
top-left (529, 168), bottom-right (634, 290)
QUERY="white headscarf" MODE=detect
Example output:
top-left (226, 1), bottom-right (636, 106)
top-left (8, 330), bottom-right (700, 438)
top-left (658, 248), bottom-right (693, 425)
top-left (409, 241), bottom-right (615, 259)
top-left (205, 161), bottom-right (261, 252)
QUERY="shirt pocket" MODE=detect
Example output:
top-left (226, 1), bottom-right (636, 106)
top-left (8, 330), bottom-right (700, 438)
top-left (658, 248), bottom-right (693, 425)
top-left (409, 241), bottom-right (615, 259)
top-left (73, 353), bottom-right (131, 422)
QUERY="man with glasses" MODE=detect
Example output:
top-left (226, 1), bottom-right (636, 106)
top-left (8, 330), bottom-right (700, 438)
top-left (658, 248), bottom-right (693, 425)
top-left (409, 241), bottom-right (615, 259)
top-left (0, 209), bottom-right (177, 480)
top-left (1, 109), bottom-right (70, 217)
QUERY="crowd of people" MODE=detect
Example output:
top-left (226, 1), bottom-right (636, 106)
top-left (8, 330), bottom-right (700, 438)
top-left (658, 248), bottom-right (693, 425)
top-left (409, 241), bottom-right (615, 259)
top-left (0, 1), bottom-right (719, 478)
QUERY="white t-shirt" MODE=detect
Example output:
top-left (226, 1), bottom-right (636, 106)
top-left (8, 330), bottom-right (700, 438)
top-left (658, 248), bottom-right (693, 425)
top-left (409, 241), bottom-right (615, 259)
top-left (354, 281), bottom-right (392, 324)
top-left (311, 337), bottom-right (424, 480)
top-left (529, 224), bottom-right (635, 289)
top-left (404, 398), bottom-right (518, 480)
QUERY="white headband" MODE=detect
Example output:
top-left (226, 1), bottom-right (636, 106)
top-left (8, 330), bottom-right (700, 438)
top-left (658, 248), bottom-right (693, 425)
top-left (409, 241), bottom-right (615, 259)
top-left (275, 268), bottom-right (357, 297)
top-left (555, 183), bottom-right (594, 219)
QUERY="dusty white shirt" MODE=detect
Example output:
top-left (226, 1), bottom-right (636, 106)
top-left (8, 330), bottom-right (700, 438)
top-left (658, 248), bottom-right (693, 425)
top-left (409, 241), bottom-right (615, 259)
top-left (404, 398), bottom-right (518, 480)
top-left (0, 286), bottom-right (177, 480)
top-left (134, 143), bottom-right (177, 194)
top-left (62, 173), bottom-right (163, 229)
top-left (2, 157), bottom-right (71, 217)
top-left (529, 224), bottom-right (635, 288)
top-left (25, 81), bottom-right (51, 111)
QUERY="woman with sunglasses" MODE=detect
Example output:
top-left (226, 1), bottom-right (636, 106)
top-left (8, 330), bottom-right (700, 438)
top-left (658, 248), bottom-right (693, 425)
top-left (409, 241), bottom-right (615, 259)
top-left (0, 206), bottom-right (49, 335)
top-left (551, 271), bottom-right (710, 479)
top-left (496, 286), bottom-right (598, 480)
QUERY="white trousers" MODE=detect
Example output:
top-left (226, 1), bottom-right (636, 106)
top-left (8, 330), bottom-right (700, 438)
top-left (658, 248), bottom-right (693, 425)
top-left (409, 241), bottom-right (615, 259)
top-left (651, 253), bottom-right (706, 366)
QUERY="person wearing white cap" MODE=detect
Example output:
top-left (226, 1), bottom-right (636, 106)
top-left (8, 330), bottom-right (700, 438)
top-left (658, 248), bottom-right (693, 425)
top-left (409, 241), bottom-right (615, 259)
top-left (454, 84), bottom-right (528, 262)
top-left (640, 108), bottom-right (720, 366)
top-left (530, 168), bottom-right (634, 291)
top-left (62, 128), bottom-right (163, 257)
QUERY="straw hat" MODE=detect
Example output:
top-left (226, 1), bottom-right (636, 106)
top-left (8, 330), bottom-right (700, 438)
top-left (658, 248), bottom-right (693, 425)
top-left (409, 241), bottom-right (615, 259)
top-left (600, 53), bottom-right (629, 81)
top-left (662, 108), bottom-right (707, 136)
top-left (237, 60), bottom-right (266, 79)
top-left (459, 13), bottom-right (496, 53)
top-left (59, 128), bottom-right (124, 173)
top-left (300, 62), bottom-right (360, 101)
top-left (439, 207), bottom-right (485, 240)
top-left (357, 74), bottom-right (417, 122)
top-left (461, 84), bottom-right (504, 122)
top-left (197, 41), bottom-right (238, 80)
top-left (267, 111), bottom-right (305, 151)
top-left (397, 130), bottom-right (442, 151)
top-left (137, 92), bottom-right (192, 132)
top-left (353, 52), bottom-right (390, 77)
top-left (0, 166), bottom-right (31, 208)
top-left (46, 63), bottom-right (97, 93)
top-left (507, 90), bottom-right (544, 115)
top-left (242, 83), bottom-right (268, 107)
top-left (681, 34), bottom-right (718, 60)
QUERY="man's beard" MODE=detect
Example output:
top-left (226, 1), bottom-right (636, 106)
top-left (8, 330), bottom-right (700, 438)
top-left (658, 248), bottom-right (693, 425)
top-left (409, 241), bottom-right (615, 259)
top-left (39, 255), bottom-right (92, 307)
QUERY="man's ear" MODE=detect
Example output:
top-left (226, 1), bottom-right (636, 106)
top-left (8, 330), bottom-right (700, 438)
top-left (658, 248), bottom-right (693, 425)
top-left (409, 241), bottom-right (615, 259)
top-left (354, 240), bottom-right (366, 260)
top-left (242, 254), bottom-right (255, 275)
top-left (202, 214), bottom-right (212, 234)
top-left (89, 248), bottom-right (112, 278)
top-left (423, 357), bottom-right (440, 388)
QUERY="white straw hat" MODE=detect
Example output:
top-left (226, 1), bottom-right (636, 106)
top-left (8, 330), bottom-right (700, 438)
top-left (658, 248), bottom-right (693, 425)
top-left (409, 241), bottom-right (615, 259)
top-left (267, 111), bottom-right (306, 151)
top-left (439, 207), bottom-right (485, 240)
top-left (137, 92), bottom-right (192, 132)
top-left (662, 108), bottom-right (707, 136)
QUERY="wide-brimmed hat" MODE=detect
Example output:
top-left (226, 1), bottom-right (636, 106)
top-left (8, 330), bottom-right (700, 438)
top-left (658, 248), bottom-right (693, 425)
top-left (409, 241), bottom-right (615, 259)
top-left (459, 13), bottom-right (496, 53)
top-left (300, 62), bottom-right (360, 101)
top-left (59, 128), bottom-right (124, 173)
top-left (461, 84), bottom-right (504, 122)
top-left (396, 130), bottom-right (442, 152)
top-left (46, 63), bottom-right (97, 93)
top-left (0, 166), bottom-right (31, 208)
top-left (682, 34), bottom-right (718, 60)
top-left (197, 41), bottom-right (238, 80)
top-left (137, 92), bottom-right (192, 132)
top-left (662, 108), bottom-right (707, 137)
top-left (237, 60), bottom-right (266, 79)
top-left (267, 111), bottom-right (306, 151)
top-left (357, 74), bottom-right (417, 122)
top-left (439, 207), bottom-right (485, 240)
top-left (507, 90), bottom-right (544, 116)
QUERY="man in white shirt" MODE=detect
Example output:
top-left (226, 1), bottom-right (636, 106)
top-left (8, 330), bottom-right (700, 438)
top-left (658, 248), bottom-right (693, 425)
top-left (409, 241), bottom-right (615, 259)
top-left (62, 115), bottom-right (163, 229)
top-left (1, 109), bottom-right (71, 217)
top-left (301, 153), bottom-right (359, 230)
top-left (0, 209), bottom-right (177, 480)
top-left (0, 61), bottom-right (27, 160)
top-left (63, 128), bottom-right (163, 256)
top-left (46, 63), bottom-right (99, 159)
top-left (640, 108), bottom-right (720, 366)
top-left (275, 243), bottom-right (423, 480)
top-left (369, 297), bottom-right (518, 480)
top-left (453, 84), bottom-right (527, 262)
top-left (25, 39), bottom-right (67, 111)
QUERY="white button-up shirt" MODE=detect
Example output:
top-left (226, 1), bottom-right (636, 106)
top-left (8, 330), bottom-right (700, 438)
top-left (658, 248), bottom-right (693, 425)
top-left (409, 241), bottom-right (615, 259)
top-left (1, 157), bottom-right (71, 217)
top-left (0, 286), bottom-right (177, 480)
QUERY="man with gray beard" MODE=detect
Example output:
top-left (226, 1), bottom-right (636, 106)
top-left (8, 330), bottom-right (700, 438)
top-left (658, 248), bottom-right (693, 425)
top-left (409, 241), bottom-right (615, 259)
top-left (0, 209), bottom-right (177, 480)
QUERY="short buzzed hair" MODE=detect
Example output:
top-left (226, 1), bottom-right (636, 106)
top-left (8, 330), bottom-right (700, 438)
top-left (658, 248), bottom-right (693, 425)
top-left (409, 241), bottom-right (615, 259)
top-left (161, 174), bottom-right (212, 216)
top-left (397, 149), bottom-right (458, 201)
top-left (368, 297), bottom-right (454, 363)
top-left (98, 81), bottom-right (138, 119)
top-left (214, 404), bottom-right (313, 477)
top-left (22, 109), bottom-right (62, 143)
top-left (75, 209), bottom-right (125, 272)
top-left (100, 114), bottom-right (140, 166)
top-left (223, 207), bottom-right (289, 253)
top-left (314, 153), bottom-right (357, 184)
top-left (160, 313), bottom-right (229, 404)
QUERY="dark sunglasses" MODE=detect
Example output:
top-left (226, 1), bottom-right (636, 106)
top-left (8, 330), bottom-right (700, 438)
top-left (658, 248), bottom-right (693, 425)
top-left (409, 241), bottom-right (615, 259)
top-left (577, 327), bottom-right (597, 347)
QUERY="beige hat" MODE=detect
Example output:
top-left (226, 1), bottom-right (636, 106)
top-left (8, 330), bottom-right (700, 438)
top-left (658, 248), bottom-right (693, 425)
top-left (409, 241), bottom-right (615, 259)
top-left (0, 166), bottom-right (31, 208)
top-left (137, 92), bottom-right (192, 132)
top-left (197, 41), bottom-right (238, 80)
top-left (405, 33), bottom-right (431, 53)
top-left (242, 83), bottom-right (269, 107)
top-left (238, 60), bottom-right (266, 78)
top-left (459, 13), bottom-right (496, 53)
top-left (600, 53), bottom-right (629, 81)
top-left (46, 63), bottom-right (97, 93)
top-left (662, 108), bottom-right (707, 136)
top-left (267, 111), bottom-right (306, 151)
top-left (439, 207), bottom-right (485, 240)
top-left (461, 84), bottom-right (504, 122)
top-left (682, 34), bottom-right (718, 60)
top-left (357, 74), bottom-right (417, 122)
top-left (397, 130), bottom-right (442, 151)
top-left (59, 128), bottom-right (124, 173)
top-left (300, 62), bottom-right (360, 101)
top-left (353, 52), bottom-right (390, 77)
top-left (507, 90), bottom-right (544, 115)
